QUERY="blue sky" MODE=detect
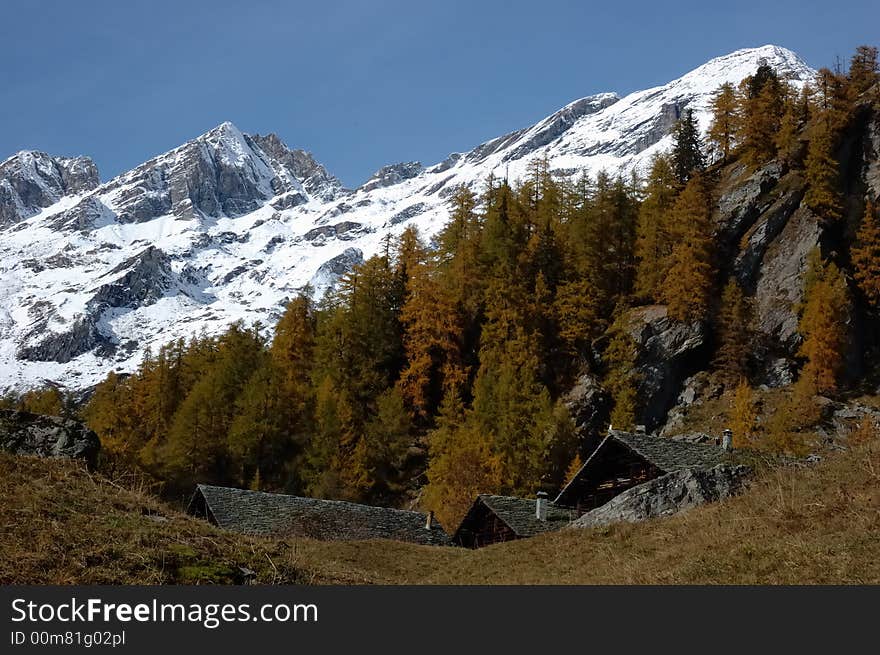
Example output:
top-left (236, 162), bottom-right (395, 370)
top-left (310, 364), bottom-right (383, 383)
top-left (1, 0), bottom-right (877, 187)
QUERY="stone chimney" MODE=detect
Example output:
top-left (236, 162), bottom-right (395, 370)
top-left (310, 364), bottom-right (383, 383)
top-left (425, 510), bottom-right (434, 530)
top-left (722, 428), bottom-right (733, 451)
top-left (536, 491), bottom-right (548, 521)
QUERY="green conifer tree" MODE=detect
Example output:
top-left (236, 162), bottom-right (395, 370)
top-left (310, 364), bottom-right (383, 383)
top-left (671, 109), bottom-right (705, 184)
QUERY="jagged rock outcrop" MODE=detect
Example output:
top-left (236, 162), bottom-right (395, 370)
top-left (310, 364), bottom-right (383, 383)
top-left (0, 409), bottom-right (100, 467)
top-left (250, 133), bottom-right (346, 201)
top-left (761, 357), bottom-right (799, 388)
top-left (360, 162), bottom-right (424, 192)
top-left (712, 159), bottom-right (819, 357)
top-left (564, 371), bottom-right (611, 438)
top-left (732, 174), bottom-right (806, 286)
top-left (17, 247), bottom-right (179, 364)
top-left (389, 202), bottom-right (427, 225)
top-left (631, 101), bottom-right (688, 154)
top-left (302, 221), bottom-right (364, 242)
top-left (270, 192), bottom-right (308, 210)
top-left (309, 247), bottom-right (364, 294)
top-left (111, 122), bottom-right (283, 222)
top-left (619, 305), bottom-right (707, 431)
top-left (867, 108), bottom-right (880, 199)
top-left (715, 161), bottom-right (785, 242)
top-left (570, 464), bottom-right (752, 528)
top-left (17, 314), bottom-right (113, 364)
top-left (752, 205), bottom-right (822, 353)
top-left (816, 401), bottom-right (880, 445)
top-left (499, 93), bottom-right (620, 162)
top-left (56, 156), bottom-right (100, 195)
top-left (89, 246), bottom-right (174, 309)
top-left (0, 151), bottom-right (99, 226)
top-left (659, 371), bottom-right (724, 437)
top-left (46, 196), bottom-right (114, 232)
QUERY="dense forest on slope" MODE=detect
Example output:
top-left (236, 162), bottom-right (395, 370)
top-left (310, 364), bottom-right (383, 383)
top-left (4, 46), bottom-right (879, 530)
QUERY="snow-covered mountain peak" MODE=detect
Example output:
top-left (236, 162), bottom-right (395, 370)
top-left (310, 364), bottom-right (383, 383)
top-left (673, 45), bottom-right (814, 92)
top-left (198, 121), bottom-right (258, 167)
top-left (207, 119), bottom-right (241, 136)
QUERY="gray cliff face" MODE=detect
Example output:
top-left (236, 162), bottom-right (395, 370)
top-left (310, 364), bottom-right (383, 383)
top-left (46, 196), bottom-right (114, 232)
top-left (750, 205), bottom-right (822, 353)
top-left (563, 371), bottom-right (611, 439)
top-left (313, 247), bottom-right (363, 279)
top-left (0, 409), bottom-right (101, 467)
top-left (570, 464), bottom-right (752, 529)
top-left (89, 246), bottom-right (175, 309)
top-left (713, 164), bottom-right (818, 357)
top-left (0, 151), bottom-right (99, 226)
top-left (623, 305), bottom-right (707, 432)
top-left (630, 100), bottom-right (688, 155)
top-left (56, 156), bottom-right (101, 195)
top-left (17, 246), bottom-right (185, 364)
top-left (867, 111), bottom-right (880, 200)
top-left (716, 161), bottom-right (786, 245)
top-left (17, 315), bottom-right (112, 365)
top-left (501, 94), bottom-right (621, 163)
top-left (250, 133), bottom-right (347, 201)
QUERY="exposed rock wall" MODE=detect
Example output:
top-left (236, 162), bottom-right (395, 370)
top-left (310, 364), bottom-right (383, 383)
top-left (622, 305), bottom-right (707, 432)
top-left (0, 152), bottom-right (99, 226)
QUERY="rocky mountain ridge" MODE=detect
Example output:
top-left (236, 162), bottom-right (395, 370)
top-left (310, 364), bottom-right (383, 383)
top-left (0, 45), bottom-right (817, 392)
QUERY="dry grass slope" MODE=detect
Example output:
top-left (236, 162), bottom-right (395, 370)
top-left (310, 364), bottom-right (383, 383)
top-left (424, 439), bottom-right (880, 584)
top-left (2, 438), bottom-right (880, 584)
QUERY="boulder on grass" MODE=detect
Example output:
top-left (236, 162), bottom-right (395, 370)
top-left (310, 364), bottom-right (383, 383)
top-left (0, 409), bottom-right (100, 467)
top-left (569, 463), bottom-right (752, 529)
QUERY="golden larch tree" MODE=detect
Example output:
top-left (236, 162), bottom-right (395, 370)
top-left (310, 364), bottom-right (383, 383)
top-left (634, 155), bottom-right (679, 301)
top-left (707, 82), bottom-right (740, 161)
top-left (852, 199), bottom-right (880, 307)
top-left (713, 279), bottom-right (754, 385)
top-left (728, 379), bottom-right (758, 448)
top-left (804, 119), bottom-right (842, 223)
top-left (661, 176), bottom-right (714, 322)
top-left (797, 254), bottom-right (849, 394)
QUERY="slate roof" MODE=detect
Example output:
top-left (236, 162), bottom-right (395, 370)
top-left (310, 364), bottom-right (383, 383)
top-left (470, 495), bottom-right (574, 537)
top-left (188, 484), bottom-right (452, 546)
top-left (610, 431), bottom-right (730, 472)
top-left (554, 430), bottom-right (732, 505)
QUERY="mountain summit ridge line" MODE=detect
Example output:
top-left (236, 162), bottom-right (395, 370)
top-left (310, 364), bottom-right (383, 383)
top-left (0, 45), bottom-right (816, 391)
